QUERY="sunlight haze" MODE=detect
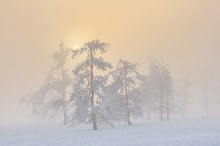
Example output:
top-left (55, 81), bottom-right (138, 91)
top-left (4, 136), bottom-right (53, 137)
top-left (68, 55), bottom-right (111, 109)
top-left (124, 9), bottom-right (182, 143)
top-left (1, 0), bottom-right (220, 123)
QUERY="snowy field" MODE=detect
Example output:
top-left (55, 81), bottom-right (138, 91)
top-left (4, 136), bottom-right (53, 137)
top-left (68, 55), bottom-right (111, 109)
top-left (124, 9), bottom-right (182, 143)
top-left (1, 118), bottom-right (220, 146)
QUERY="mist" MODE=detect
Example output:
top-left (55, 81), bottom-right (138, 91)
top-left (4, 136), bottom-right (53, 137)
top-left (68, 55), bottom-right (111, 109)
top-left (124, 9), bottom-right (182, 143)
top-left (2, 1), bottom-right (220, 146)
top-left (1, 0), bottom-right (220, 124)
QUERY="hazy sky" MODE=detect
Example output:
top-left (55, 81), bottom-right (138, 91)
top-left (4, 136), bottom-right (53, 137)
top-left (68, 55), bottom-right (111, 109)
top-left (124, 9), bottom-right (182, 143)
top-left (1, 0), bottom-right (220, 123)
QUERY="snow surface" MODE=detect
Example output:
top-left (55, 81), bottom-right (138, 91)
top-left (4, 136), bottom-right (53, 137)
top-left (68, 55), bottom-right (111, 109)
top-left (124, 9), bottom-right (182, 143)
top-left (1, 118), bottom-right (220, 146)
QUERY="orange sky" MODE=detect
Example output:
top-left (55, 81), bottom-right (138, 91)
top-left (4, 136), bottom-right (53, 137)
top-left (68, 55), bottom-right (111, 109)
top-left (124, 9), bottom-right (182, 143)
top-left (1, 0), bottom-right (220, 123)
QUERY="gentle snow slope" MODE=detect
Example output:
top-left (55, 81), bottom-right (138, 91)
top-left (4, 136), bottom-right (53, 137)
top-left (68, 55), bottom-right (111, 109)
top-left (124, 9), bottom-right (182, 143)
top-left (1, 118), bottom-right (220, 146)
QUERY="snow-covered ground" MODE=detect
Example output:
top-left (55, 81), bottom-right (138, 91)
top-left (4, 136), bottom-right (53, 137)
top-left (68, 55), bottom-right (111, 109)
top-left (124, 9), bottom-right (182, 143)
top-left (1, 118), bottom-right (220, 146)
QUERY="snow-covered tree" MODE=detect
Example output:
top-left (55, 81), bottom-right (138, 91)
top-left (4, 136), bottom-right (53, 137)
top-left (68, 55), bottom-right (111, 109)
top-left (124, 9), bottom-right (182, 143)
top-left (70, 40), bottom-right (112, 130)
top-left (147, 59), bottom-right (175, 121)
top-left (176, 76), bottom-right (190, 119)
top-left (21, 42), bottom-right (72, 125)
top-left (200, 69), bottom-right (209, 118)
top-left (138, 75), bottom-right (154, 120)
top-left (109, 60), bottom-right (142, 125)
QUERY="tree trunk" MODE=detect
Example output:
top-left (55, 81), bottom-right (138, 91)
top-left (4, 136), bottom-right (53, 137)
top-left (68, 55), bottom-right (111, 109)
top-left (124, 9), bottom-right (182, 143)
top-left (62, 89), bottom-right (67, 125)
top-left (125, 70), bottom-right (132, 126)
top-left (61, 65), bottom-right (68, 125)
top-left (125, 86), bottom-right (132, 125)
top-left (90, 49), bottom-right (97, 130)
top-left (205, 92), bottom-right (208, 118)
top-left (166, 95), bottom-right (169, 121)
top-left (127, 111), bottom-right (132, 125)
top-left (182, 96), bottom-right (186, 119)
top-left (147, 107), bottom-right (151, 120)
top-left (63, 103), bottom-right (67, 125)
top-left (160, 85), bottom-right (163, 122)
top-left (91, 90), bottom-right (97, 130)
top-left (203, 70), bottom-right (208, 118)
top-left (182, 107), bottom-right (185, 119)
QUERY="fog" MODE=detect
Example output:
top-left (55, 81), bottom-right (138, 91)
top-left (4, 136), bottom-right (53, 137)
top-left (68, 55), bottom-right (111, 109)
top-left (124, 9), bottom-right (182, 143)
top-left (1, 0), bottom-right (220, 124)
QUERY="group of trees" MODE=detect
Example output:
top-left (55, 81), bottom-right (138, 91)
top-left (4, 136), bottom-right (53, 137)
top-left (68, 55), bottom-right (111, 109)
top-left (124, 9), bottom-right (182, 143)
top-left (22, 40), bottom-right (188, 130)
top-left (144, 60), bottom-right (175, 122)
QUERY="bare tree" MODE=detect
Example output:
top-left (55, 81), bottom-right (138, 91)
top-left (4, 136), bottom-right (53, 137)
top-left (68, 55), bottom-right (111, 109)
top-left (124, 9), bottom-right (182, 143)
top-left (21, 42), bottom-right (72, 125)
top-left (147, 59), bottom-right (174, 121)
top-left (200, 69), bottom-right (209, 118)
top-left (138, 75), bottom-right (153, 120)
top-left (177, 76), bottom-right (190, 119)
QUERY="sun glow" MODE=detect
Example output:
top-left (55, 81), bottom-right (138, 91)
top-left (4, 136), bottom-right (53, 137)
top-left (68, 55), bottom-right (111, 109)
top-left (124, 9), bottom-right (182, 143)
top-left (73, 45), bottom-right (79, 50)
